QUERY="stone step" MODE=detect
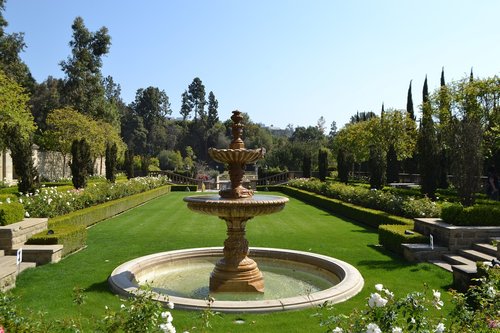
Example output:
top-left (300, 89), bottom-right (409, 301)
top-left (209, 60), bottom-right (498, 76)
top-left (442, 254), bottom-right (476, 266)
top-left (458, 249), bottom-right (496, 263)
top-left (428, 259), bottom-right (453, 272)
top-left (473, 243), bottom-right (498, 257)
top-left (8, 244), bottom-right (64, 265)
top-left (0, 258), bottom-right (36, 291)
top-left (0, 218), bottom-right (48, 250)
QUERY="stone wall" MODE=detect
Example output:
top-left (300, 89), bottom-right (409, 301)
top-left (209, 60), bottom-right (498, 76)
top-left (0, 149), bottom-right (15, 185)
top-left (1, 148), bottom-right (106, 183)
top-left (414, 218), bottom-right (500, 251)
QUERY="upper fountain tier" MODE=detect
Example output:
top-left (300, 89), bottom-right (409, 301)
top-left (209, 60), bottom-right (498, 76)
top-left (209, 110), bottom-right (266, 199)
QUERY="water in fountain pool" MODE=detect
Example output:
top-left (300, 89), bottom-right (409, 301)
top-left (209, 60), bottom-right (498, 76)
top-left (136, 257), bottom-right (341, 301)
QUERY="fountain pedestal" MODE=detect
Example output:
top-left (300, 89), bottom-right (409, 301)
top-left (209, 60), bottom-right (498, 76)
top-left (184, 110), bottom-right (288, 293)
top-left (210, 217), bottom-right (263, 292)
top-left (184, 194), bottom-right (288, 293)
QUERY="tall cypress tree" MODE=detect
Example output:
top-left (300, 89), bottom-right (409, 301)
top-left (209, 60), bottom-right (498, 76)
top-left (369, 144), bottom-right (386, 189)
top-left (5, 126), bottom-right (39, 194)
top-left (437, 67), bottom-right (450, 188)
top-left (124, 148), bottom-right (134, 180)
top-left (337, 148), bottom-right (349, 184)
top-left (318, 148), bottom-right (329, 182)
top-left (406, 80), bottom-right (415, 121)
top-left (302, 153), bottom-right (312, 178)
top-left (70, 138), bottom-right (91, 189)
top-left (105, 142), bottom-right (118, 183)
top-left (417, 76), bottom-right (438, 199)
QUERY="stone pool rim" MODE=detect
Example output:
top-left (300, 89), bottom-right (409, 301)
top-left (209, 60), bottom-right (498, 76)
top-left (108, 247), bottom-right (364, 313)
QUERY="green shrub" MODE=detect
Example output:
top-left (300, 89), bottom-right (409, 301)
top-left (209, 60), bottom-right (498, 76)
top-left (170, 185), bottom-right (198, 192)
top-left (440, 202), bottom-right (464, 224)
top-left (288, 179), bottom-right (441, 219)
top-left (280, 186), bottom-right (412, 228)
top-left (48, 185), bottom-right (171, 229)
top-left (27, 224), bottom-right (86, 257)
top-left (441, 202), bottom-right (500, 226)
top-left (0, 187), bottom-right (19, 195)
top-left (0, 202), bottom-right (25, 225)
top-left (0, 194), bottom-right (17, 202)
top-left (22, 177), bottom-right (170, 218)
top-left (379, 224), bottom-right (428, 255)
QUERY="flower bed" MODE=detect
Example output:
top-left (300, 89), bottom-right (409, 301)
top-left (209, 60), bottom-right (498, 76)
top-left (287, 179), bottom-right (440, 219)
top-left (27, 185), bottom-right (171, 257)
top-left (21, 176), bottom-right (170, 218)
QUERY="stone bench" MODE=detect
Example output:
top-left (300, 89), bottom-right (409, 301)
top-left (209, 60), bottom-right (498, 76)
top-left (9, 244), bottom-right (64, 265)
top-left (0, 218), bottom-right (48, 250)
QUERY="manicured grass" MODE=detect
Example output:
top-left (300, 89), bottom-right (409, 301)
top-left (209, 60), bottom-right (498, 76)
top-left (12, 192), bottom-right (452, 332)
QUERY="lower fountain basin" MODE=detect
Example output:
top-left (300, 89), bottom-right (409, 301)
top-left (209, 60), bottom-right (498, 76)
top-left (109, 247), bottom-right (364, 313)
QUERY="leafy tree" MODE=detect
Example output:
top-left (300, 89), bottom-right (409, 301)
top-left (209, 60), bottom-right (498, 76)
top-left (158, 149), bottom-right (183, 171)
top-left (0, 70), bottom-right (35, 147)
top-left (60, 17), bottom-right (118, 127)
top-left (207, 91), bottom-right (219, 128)
top-left (333, 117), bottom-right (380, 166)
top-left (417, 76), bottom-right (438, 199)
top-left (317, 116), bottom-right (326, 134)
top-left (30, 76), bottom-right (64, 134)
top-left (0, 70), bottom-right (39, 194)
top-left (446, 76), bottom-right (489, 205)
top-left (42, 107), bottom-right (90, 157)
top-left (105, 142), bottom-right (117, 183)
top-left (120, 106), bottom-right (147, 154)
top-left (130, 86), bottom-right (172, 156)
top-left (0, 0), bottom-right (34, 90)
top-left (180, 90), bottom-right (192, 121)
top-left (380, 108), bottom-right (417, 182)
top-left (187, 77), bottom-right (206, 121)
top-left (70, 138), bottom-right (91, 189)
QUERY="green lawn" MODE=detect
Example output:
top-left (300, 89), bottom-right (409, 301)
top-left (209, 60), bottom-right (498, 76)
top-left (12, 192), bottom-right (452, 332)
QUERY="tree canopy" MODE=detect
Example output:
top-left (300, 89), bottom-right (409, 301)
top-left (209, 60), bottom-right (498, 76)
top-left (0, 69), bottom-right (35, 148)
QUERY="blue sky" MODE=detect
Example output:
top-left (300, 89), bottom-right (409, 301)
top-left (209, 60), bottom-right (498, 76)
top-left (4, 1), bottom-right (500, 129)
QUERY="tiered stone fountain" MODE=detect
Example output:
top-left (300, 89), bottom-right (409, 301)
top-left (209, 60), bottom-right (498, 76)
top-left (109, 111), bottom-right (364, 313)
top-left (184, 110), bottom-right (288, 293)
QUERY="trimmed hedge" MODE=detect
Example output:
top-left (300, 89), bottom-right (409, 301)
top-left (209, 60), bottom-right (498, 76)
top-left (441, 202), bottom-right (500, 226)
top-left (378, 224), bottom-right (428, 256)
top-left (276, 186), bottom-right (413, 228)
top-left (0, 202), bottom-right (25, 226)
top-left (26, 224), bottom-right (86, 257)
top-left (170, 185), bottom-right (198, 192)
top-left (27, 185), bottom-right (171, 256)
top-left (47, 185), bottom-right (171, 229)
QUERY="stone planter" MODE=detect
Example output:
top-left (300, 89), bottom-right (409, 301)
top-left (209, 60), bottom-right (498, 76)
top-left (414, 218), bottom-right (500, 251)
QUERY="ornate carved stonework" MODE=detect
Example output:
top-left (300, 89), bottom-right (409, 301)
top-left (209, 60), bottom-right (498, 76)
top-left (183, 110), bottom-right (289, 293)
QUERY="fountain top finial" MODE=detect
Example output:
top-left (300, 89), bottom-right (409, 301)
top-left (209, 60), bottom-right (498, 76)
top-left (229, 110), bottom-right (245, 149)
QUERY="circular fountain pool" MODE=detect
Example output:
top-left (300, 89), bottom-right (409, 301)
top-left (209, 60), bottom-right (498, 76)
top-left (109, 247), bottom-right (364, 313)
